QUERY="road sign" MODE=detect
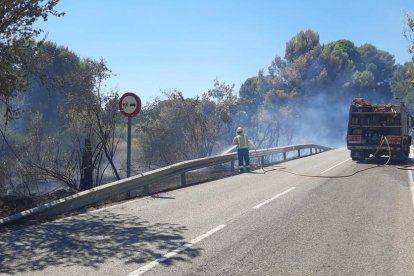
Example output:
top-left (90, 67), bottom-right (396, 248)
top-left (119, 92), bottom-right (141, 117)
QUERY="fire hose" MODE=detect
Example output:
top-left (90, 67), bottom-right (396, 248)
top-left (253, 145), bottom-right (266, 173)
top-left (266, 135), bottom-right (395, 178)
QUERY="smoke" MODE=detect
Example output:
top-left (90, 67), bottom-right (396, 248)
top-left (235, 79), bottom-right (395, 149)
top-left (290, 93), bottom-right (349, 148)
top-left (256, 46), bottom-right (395, 148)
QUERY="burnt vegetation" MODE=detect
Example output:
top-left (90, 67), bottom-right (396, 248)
top-left (2, 2), bottom-right (414, 218)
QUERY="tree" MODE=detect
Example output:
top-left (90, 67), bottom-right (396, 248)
top-left (15, 41), bottom-right (84, 133)
top-left (0, 41), bottom-right (122, 195)
top-left (352, 44), bottom-right (395, 102)
top-left (285, 30), bottom-right (320, 63)
top-left (65, 58), bottom-right (123, 182)
top-left (19, 113), bottom-right (80, 193)
top-left (320, 40), bottom-right (357, 85)
top-left (404, 11), bottom-right (414, 54)
top-left (404, 11), bottom-right (414, 88)
top-left (0, 41), bottom-right (88, 195)
top-left (136, 81), bottom-right (237, 168)
top-left (238, 30), bottom-right (397, 148)
top-left (391, 62), bottom-right (414, 113)
top-left (198, 80), bottom-right (238, 155)
top-left (0, 0), bottom-right (63, 119)
top-left (136, 91), bottom-right (198, 165)
top-left (0, 0), bottom-right (63, 45)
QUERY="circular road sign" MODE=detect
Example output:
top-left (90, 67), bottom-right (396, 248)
top-left (119, 92), bottom-right (141, 117)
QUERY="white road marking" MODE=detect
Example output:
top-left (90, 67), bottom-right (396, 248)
top-left (189, 224), bottom-right (226, 244)
top-left (407, 170), bottom-right (414, 208)
top-left (408, 147), bottom-right (414, 208)
top-left (253, 187), bottom-right (296, 209)
top-left (320, 158), bottom-right (351, 174)
top-left (127, 224), bottom-right (226, 275)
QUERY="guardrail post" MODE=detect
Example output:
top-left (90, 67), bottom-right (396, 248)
top-left (261, 156), bottom-right (265, 167)
top-left (283, 152), bottom-right (287, 160)
top-left (310, 147), bottom-right (313, 155)
top-left (230, 159), bottom-right (235, 172)
top-left (298, 149), bottom-right (301, 157)
top-left (181, 172), bottom-right (186, 186)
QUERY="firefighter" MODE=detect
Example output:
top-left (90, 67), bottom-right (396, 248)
top-left (233, 127), bottom-right (252, 172)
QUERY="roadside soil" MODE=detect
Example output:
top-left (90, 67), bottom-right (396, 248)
top-left (0, 190), bottom-right (74, 219)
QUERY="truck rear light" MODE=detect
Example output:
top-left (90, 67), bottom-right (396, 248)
top-left (387, 136), bottom-right (401, 145)
top-left (348, 135), bottom-right (362, 143)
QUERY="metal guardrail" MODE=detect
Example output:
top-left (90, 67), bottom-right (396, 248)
top-left (0, 143), bottom-right (330, 226)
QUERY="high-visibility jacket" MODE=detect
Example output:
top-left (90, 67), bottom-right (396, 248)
top-left (233, 134), bottom-right (250, 149)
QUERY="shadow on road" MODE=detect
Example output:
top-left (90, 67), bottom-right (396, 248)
top-left (0, 210), bottom-right (200, 274)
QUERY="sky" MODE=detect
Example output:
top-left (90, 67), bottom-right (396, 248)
top-left (36, 0), bottom-right (414, 105)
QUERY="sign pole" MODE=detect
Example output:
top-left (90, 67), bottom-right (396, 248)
top-left (127, 116), bottom-right (132, 177)
top-left (119, 92), bottom-right (141, 179)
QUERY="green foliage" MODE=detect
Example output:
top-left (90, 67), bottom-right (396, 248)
top-left (403, 11), bottom-right (414, 89)
top-left (0, 38), bottom-right (124, 193)
top-left (352, 70), bottom-right (375, 88)
top-left (238, 30), bottom-right (399, 147)
top-left (0, 40), bottom-right (34, 118)
top-left (18, 41), bottom-right (85, 133)
top-left (0, 0), bottom-right (63, 119)
top-left (136, 91), bottom-right (199, 165)
top-left (285, 30), bottom-right (320, 63)
top-left (241, 30), bottom-right (396, 105)
top-left (136, 81), bottom-right (238, 167)
top-left (404, 11), bottom-right (414, 54)
top-left (320, 40), bottom-right (356, 82)
top-left (0, 0), bottom-right (64, 45)
top-left (391, 63), bottom-right (414, 113)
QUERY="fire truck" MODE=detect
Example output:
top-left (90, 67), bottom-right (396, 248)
top-left (346, 98), bottom-right (413, 161)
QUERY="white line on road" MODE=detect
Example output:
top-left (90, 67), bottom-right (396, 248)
top-left (253, 187), bottom-right (296, 209)
top-left (320, 158), bottom-right (351, 174)
top-left (127, 224), bottom-right (226, 276)
top-left (407, 170), bottom-right (414, 208)
top-left (408, 148), bottom-right (414, 208)
top-left (189, 224), bottom-right (226, 244)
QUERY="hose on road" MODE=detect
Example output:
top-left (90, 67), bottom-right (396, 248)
top-left (263, 136), bottom-right (396, 179)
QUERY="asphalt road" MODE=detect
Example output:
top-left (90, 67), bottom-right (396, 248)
top-left (1, 147), bottom-right (414, 275)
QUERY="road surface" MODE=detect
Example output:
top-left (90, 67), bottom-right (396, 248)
top-left (1, 147), bottom-right (414, 275)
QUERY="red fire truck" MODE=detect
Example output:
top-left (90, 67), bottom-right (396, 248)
top-left (347, 98), bottom-right (413, 161)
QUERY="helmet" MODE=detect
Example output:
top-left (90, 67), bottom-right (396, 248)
top-left (236, 127), bottom-right (243, 134)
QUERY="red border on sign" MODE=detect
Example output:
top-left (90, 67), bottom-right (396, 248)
top-left (119, 92), bottom-right (142, 117)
